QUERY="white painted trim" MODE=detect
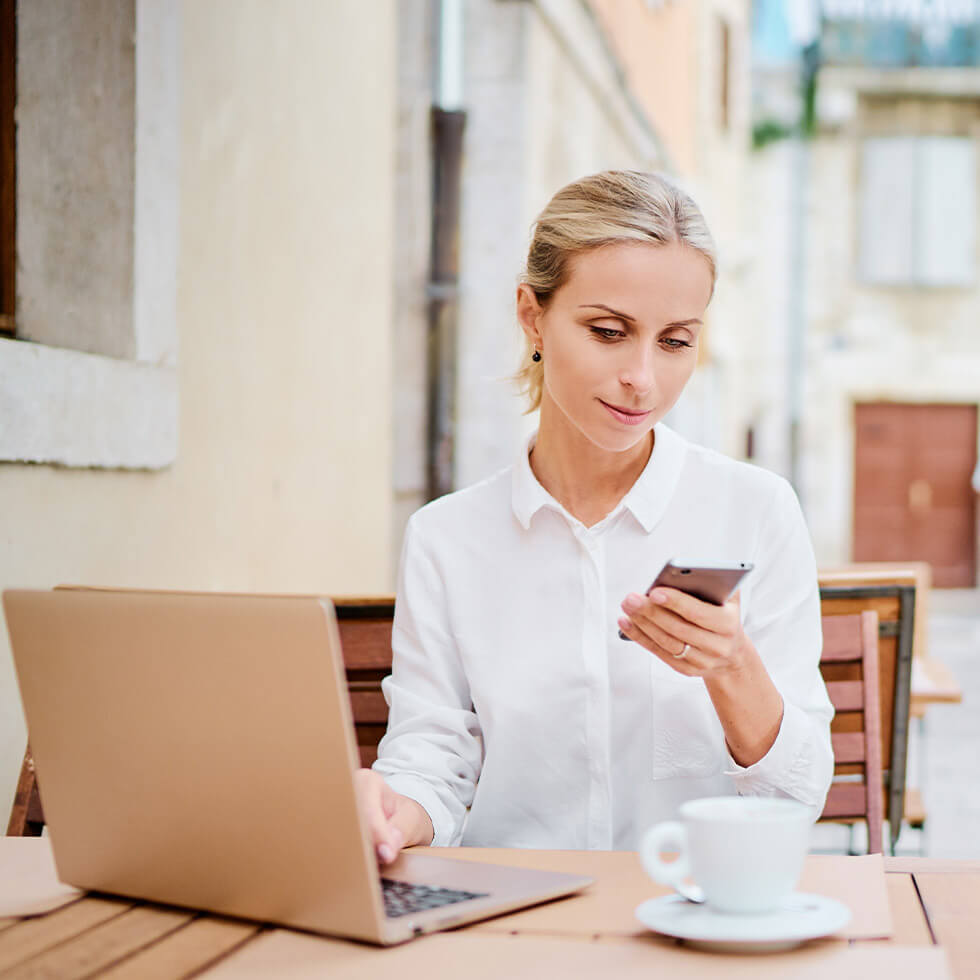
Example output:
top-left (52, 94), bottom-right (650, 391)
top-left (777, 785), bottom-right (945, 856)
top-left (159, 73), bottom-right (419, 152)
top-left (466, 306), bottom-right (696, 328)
top-left (133, 0), bottom-right (180, 367)
top-left (0, 338), bottom-right (177, 468)
top-left (1, 0), bottom-right (179, 468)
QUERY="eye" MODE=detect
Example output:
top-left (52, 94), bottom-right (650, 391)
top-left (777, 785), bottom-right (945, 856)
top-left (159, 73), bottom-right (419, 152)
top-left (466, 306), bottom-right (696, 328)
top-left (660, 337), bottom-right (693, 350)
top-left (589, 323), bottom-right (626, 342)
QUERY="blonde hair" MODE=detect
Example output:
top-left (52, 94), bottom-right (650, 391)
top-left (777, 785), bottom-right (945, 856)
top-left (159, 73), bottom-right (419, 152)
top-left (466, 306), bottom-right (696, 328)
top-left (516, 170), bottom-right (717, 412)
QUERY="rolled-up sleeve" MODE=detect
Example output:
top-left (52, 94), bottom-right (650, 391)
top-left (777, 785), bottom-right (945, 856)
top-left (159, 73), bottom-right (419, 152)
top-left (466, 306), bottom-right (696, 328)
top-left (372, 515), bottom-right (484, 846)
top-left (725, 478), bottom-right (835, 815)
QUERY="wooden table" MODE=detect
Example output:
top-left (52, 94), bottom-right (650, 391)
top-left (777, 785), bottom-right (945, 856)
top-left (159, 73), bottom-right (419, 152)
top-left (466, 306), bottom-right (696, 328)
top-left (0, 844), bottom-right (975, 978)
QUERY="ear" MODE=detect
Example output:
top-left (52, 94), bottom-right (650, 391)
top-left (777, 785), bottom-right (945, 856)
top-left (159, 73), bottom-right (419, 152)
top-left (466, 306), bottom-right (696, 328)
top-left (516, 284), bottom-right (544, 349)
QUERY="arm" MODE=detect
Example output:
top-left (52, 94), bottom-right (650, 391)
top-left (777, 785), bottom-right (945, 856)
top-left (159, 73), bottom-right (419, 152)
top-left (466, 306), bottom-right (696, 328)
top-left (364, 514), bottom-right (483, 861)
top-left (618, 478), bottom-right (834, 809)
top-left (618, 588), bottom-right (784, 766)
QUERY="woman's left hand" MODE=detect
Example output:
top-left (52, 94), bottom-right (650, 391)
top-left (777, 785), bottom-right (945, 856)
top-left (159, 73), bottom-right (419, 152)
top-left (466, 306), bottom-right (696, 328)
top-left (617, 587), bottom-right (752, 677)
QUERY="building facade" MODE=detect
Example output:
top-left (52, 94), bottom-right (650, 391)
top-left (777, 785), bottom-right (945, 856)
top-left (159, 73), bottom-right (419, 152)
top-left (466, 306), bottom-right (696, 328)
top-left (751, 5), bottom-right (980, 586)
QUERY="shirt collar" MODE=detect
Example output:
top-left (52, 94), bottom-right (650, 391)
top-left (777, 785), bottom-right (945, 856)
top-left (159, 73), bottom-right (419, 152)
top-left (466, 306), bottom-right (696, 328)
top-left (511, 422), bottom-right (688, 533)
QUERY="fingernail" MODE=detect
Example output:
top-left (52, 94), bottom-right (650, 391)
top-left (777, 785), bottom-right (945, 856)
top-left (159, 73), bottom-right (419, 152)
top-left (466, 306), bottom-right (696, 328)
top-left (650, 589), bottom-right (667, 603)
top-left (378, 844), bottom-right (394, 863)
top-left (617, 617), bottom-right (631, 634)
top-left (622, 594), bottom-right (642, 612)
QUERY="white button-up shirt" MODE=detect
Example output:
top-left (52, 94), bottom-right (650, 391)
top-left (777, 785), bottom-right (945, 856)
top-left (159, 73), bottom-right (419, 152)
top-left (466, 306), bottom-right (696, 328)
top-left (374, 424), bottom-right (834, 849)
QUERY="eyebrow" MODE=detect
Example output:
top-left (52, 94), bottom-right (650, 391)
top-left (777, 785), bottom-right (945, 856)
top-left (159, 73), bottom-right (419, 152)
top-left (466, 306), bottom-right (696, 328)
top-left (579, 304), bottom-right (702, 328)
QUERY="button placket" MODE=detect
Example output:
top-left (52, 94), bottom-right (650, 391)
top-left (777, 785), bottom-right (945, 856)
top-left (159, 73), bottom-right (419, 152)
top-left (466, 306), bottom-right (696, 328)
top-left (577, 527), bottom-right (611, 849)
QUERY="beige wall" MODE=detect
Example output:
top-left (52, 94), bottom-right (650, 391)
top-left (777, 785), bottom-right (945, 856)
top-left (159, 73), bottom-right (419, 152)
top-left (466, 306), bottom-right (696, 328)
top-left (589, 0), bottom-right (698, 173)
top-left (0, 1), bottom-right (396, 822)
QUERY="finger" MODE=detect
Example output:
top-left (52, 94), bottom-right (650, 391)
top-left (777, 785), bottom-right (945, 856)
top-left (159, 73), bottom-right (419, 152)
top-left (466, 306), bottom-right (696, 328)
top-left (357, 771), bottom-right (402, 863)
top-left (622, 594), bottom-right (724, 656)
top-left (647, 587), bottom-right (737, 635)
top-left (621, 606), bottom-right (688, 656)
top-left (617, 617), bottom-right (702, 676)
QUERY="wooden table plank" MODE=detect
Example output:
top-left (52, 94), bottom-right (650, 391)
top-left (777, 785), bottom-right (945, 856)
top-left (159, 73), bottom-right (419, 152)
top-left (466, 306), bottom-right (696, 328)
top-left (913, 872), bottom-right (980, 980)
top-left (414, 848), bottom-right (892, 940)
top-left (9, 905), bottom-right (192, 979)
top-left (0, 898), bottom-right (129, 973)
top-left (881, 873), bottom-right (933, 945)
top-left (97, 916), bottom-right (261, 980)
top-left (885, 858), bottom-right (980, 873)
top-left (202, 927), bottom-right (953, 980)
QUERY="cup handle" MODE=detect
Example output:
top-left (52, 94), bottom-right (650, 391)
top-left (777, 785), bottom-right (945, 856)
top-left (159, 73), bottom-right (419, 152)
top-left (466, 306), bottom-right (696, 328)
top-left (640, 821), bottom-right (691, 893)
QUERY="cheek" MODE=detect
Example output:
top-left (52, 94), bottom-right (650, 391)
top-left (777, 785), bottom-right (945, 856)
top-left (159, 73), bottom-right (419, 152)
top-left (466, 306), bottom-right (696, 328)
top-left (546, 335), bottom-right (598, 392)
top-left (661, 353), bottom-right (697, 389)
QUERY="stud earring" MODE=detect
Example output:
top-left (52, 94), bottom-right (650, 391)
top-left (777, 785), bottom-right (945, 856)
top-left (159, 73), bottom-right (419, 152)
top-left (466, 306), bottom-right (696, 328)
top-left (532, 349), bottom-right (541, 362)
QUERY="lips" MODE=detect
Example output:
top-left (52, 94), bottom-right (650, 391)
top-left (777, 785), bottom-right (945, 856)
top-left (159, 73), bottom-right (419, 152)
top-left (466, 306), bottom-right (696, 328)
top-left (599, 399), bottom-right (653, 426)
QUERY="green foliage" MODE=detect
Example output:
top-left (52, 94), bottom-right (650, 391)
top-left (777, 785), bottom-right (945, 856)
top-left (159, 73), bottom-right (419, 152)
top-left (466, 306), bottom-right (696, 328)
top-left (752, 119), bottom-right (792, 150)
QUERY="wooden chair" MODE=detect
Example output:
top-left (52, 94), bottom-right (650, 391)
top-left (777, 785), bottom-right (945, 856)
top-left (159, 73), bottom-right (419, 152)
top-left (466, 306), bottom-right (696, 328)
top-left (6, 742), bottom-right (43, 836)
top-left (334, 596), bottom-right (396, 767)
top-left (818, 611), bottom-right (885, 854)
top-left (819, 582), bottom-right (915, 849)
top-left (7, 595), bottom-right (398, 836)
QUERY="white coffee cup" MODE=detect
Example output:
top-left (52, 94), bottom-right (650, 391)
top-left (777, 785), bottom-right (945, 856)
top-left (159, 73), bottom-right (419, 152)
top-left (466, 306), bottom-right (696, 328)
top-left (640, 796), bottom-right (813, 915)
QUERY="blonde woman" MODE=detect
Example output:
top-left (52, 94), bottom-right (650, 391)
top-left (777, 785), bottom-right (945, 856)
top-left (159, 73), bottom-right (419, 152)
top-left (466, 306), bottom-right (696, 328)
top-left (357, 171), bottom-right (834, 864)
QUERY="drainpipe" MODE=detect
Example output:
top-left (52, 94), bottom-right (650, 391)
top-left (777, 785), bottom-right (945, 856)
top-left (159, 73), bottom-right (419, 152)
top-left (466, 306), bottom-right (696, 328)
top-left (426, 0), bottom-right (466, 501)
top-left (787, 37), bottom-right (820, 502)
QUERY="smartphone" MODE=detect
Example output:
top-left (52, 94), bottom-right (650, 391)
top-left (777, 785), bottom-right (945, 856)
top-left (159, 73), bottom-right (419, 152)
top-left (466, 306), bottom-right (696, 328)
top-left (618, 559), bottom-right (753, 640)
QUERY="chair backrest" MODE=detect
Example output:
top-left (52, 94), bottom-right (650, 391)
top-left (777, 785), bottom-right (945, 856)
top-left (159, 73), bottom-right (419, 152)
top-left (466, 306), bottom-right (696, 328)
top-left (7, 594), bottom-right (398, 836)
top-left (818, 611), bottom-right (885, 853)
top-left (818, 582), bottom-right (915, 847)
top-left (334, 596), bottom-right (396, 768)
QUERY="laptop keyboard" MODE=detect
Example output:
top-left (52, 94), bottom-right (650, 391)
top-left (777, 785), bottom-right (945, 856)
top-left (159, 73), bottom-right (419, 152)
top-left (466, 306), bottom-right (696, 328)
top-left (381, 877), bottom-right (489, 918)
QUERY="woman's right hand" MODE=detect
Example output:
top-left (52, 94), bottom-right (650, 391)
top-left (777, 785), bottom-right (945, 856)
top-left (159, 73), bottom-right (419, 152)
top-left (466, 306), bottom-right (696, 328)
top-left (354, 768), bottom-right (435, 865)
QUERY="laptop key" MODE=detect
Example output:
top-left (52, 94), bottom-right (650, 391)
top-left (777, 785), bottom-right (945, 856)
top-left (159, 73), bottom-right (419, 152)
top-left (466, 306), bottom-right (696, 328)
top-left (381, 878), bottom-right (489, 918)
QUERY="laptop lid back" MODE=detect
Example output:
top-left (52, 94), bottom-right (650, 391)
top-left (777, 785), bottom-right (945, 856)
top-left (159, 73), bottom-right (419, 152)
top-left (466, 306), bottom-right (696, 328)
top-left (3, 588), bottom-right (387, 942)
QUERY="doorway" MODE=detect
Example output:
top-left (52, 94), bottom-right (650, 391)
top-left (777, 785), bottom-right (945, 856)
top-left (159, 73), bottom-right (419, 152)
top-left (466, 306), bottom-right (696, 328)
top-left (853, 402), bottom-right (978, 588)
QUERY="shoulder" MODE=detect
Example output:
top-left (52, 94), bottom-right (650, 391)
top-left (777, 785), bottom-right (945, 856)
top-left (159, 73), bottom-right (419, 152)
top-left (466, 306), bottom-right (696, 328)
top-left (405, 465), bottom-right (513, 545)
top-left (679, 438), bottom-right (796, 508)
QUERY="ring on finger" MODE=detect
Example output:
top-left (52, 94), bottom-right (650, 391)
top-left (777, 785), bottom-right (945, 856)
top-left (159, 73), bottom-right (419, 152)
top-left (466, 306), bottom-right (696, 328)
top-left (673, 642), bottom-right (690, 659)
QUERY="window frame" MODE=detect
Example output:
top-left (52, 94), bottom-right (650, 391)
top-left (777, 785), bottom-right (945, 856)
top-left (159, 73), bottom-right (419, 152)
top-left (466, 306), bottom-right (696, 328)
top-left (0, 0), bottom-right (179, 470)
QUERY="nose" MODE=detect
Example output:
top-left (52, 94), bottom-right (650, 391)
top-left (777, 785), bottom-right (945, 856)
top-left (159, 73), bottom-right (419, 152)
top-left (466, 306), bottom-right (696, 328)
top-left (619, 343), bottom-right (656, 397)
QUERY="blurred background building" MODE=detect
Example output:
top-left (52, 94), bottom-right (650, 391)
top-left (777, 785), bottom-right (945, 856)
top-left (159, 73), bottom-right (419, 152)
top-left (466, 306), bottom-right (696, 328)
top-left (752, 0), bottom-right (980, 587)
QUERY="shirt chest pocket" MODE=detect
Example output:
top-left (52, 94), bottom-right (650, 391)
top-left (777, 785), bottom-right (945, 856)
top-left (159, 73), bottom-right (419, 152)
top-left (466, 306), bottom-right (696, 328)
top-left (650, 664), bottom-right (726, 779)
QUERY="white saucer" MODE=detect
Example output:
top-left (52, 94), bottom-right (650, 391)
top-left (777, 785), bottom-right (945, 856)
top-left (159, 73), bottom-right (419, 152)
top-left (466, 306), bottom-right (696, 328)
top-left (635, 892), bottom-right (852, 954)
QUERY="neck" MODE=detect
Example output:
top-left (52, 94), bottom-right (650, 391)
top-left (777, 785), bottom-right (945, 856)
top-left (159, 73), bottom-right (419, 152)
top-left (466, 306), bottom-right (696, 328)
top-left (529, 397), bottom-right (654, 527)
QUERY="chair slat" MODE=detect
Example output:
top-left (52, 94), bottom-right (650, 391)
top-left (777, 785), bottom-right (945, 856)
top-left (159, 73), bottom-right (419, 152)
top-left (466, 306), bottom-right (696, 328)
top-left (818, 610), bottom-right (885, 853)
top-left (822, 781), bottom-right (868, 819)
top-left (832, 731), bottom-right (866, 764)
top-left (349, 690), bottom-right (389, 724)
top-left (821, 614), bottom-right (868, 662)
top-left (337, 619), bottom-right (394, 669)
top-left (825, 680), bottom-right (864, 712)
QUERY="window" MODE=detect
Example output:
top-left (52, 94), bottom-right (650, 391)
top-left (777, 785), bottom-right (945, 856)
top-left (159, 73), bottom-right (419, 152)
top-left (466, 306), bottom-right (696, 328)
top-left (0, 0), bottom-right (178, 468)
top-left (859, 136), bottom-right (976, 286)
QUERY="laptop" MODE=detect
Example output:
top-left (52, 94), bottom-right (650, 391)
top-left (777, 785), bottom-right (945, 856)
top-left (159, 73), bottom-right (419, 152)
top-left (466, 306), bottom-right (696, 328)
top-left (2, 588), bottom-right (592, 945)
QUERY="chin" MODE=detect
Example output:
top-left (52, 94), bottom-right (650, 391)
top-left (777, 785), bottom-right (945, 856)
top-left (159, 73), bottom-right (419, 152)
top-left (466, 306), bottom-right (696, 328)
top-left (582, 419), bottom-right (656, 454)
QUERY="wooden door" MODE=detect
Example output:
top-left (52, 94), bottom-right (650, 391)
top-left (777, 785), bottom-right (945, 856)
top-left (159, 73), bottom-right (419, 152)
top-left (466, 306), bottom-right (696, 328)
top-left (854, 403), bottom-right (978, 587)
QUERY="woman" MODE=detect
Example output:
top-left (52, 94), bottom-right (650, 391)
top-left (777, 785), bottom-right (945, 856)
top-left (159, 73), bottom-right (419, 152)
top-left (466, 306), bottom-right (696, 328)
top-left (357, 170), bottom-right (834, 864)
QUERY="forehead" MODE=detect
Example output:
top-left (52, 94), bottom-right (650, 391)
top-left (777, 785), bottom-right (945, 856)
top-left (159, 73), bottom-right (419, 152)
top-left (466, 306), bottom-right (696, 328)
top-left (558, 241), bottom-right (713, 319)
